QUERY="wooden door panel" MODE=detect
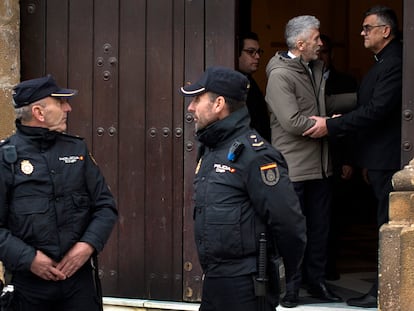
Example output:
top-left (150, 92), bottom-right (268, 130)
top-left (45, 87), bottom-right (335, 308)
top-left (20, 0), bottom-right (46, 79)
top-left (117, 0), bottom-right (147, 298)
top-left (145, 0), bottom-right (179, 300)
top-left (181, 0), bottom-right (237, 302)
top-left (171, 0), bottom-right (186, 301)
top-left (92, 0), bottom-right (120, 295)
top-left (45, 1), bottom-right (69, 82)
top-left (182, 0), bottom-right (205, 302)
top-left (205, 0), bottom-right (237, 68)
top-left (67, 0), bottom-right (94, 143)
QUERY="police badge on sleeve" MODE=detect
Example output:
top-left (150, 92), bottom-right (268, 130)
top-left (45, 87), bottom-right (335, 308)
top-left (260, 162), bottom-right (280, 186)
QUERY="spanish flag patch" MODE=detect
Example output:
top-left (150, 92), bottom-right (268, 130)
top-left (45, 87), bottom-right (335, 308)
top-left (260, 162), bottom-right (280, 186)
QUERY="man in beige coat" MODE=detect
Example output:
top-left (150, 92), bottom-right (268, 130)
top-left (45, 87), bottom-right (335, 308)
top-left (265, 15), bottom-right (340, 308)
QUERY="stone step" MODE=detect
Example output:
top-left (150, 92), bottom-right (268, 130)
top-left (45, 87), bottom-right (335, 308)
top-left (104, 298), bottom-right (376, 311)
top-left (103, 272), bottom-right (377, 311)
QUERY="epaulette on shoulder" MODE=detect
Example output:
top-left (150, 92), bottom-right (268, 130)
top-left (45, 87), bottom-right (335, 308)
top-left (60, 132), bottom-right (85, 140)
top-left (246, 132), bottom-right (267, 152)
top-left (0, 138), bottom-right (10, 147)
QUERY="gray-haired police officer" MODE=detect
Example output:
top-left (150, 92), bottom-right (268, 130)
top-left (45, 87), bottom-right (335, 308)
top-left (180, 66), bottom-right (306, 311)
top-left (0, 75), bottom-right (118, 311)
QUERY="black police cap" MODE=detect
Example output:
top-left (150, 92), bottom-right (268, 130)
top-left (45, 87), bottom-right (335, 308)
top-left (180, 66), bottom-right (250, 101)
top-left (12, 75), bottom-right (78, 108)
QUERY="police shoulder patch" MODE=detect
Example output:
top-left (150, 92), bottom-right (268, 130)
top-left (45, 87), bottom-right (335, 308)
top-left (260, 162), bottom-right (280, 186)
top-left (247, 132), bottom-right (266, 152)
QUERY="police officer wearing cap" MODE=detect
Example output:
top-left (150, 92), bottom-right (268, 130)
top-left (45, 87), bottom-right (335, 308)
top-left (0, 75), bottom-right (118, 311)
top-left (180, 66), bottom-right (306, 311)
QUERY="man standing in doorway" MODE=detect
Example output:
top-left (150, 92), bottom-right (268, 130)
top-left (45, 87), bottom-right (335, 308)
top-left (265, 15), bottom-right (341, 307)
top-left (303, 6), bottom-right (402, 308)
top-left (237, 32), bottom-right (271, 142)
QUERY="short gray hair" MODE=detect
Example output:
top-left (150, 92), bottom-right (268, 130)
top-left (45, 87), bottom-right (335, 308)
top-left (15, 105), bottom-right (32, 121)
top-left (285, 15), bottom-right (320, 50)
top-left (14, 100), bottom-right (46, 122)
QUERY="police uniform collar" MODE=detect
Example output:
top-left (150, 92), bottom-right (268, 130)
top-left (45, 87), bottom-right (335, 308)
top-left (16, 119), bottom-right (59, 146)
top-left (196, 107), bottom-right (250, 148)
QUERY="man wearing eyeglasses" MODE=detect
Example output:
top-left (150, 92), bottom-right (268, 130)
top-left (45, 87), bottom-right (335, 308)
top-left (303, 5), bottom-right (402, 308)
top-left (237, 32), bottom-right (271, 142)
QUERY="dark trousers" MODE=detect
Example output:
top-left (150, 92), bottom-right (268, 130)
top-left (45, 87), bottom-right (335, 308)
top-left (11, 262), bottom-right (101, 311)
top-left (366, 169), bottom-right (396, 297)
top-left (200, 275), bottom-right (275, 311)
top-left (367, 169), bottom-right (395, 229)
top-left (288, 178), bottom-right (332, 292)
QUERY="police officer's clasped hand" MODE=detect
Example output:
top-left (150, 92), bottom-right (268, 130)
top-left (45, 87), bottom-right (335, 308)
top-left (56, 242), bottom-right (94, 279)
top-left (30, 250), bottom-right (67, 281)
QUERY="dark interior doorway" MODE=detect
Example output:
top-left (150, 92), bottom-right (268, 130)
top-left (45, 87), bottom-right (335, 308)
top-left (237, 0), bottom-right (381, 277)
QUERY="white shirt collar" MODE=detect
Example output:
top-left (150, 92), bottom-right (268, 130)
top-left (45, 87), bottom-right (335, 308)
top-left (288, 51), bottom-right (297, 59)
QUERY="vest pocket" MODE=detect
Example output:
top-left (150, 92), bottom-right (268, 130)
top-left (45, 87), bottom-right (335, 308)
top-left (205, 204), bottom-right (242, 258)
top-left (9, 197), bottom-right (53, 245)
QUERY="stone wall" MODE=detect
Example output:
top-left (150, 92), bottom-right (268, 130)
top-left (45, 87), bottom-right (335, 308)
top-left (379, 161), bottom-right (414, 310)
top-left (0, 0), bottom-right (20, 140)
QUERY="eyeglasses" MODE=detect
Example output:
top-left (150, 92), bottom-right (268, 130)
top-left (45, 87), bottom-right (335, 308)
top-left (242, 48), bottom-right (264, 57)
top-left (361, 24), bottom-right (386, 34)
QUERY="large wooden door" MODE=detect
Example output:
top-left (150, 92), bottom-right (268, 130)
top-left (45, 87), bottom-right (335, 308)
top-left (19, 0), bottom-right (236, 302)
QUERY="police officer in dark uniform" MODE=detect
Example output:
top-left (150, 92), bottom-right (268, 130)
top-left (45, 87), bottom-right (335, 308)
top-left (180, 66), bottom-right (306, 311)
top-left (0, 75), bottom-right (118, 311)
